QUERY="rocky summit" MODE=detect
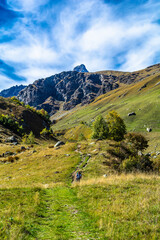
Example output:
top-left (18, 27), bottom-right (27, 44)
top-left (73, 64), bottom-right (89, 72)
top-left (17, 63), bottom-right (160, 115)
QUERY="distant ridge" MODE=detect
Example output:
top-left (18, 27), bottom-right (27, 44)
top-left (0, 84), bottom-right (26, 98)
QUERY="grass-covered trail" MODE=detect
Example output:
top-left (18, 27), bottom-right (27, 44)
top-left (35, 187), bottom-right (99, 240)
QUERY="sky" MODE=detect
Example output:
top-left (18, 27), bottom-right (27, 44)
top-left (0, 0), bottom-right (160, 90)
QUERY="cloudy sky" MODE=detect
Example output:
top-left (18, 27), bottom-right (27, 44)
top-left (0, 0), bottom-right (160, 90)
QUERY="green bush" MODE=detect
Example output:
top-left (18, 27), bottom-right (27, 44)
top-left (40, 128), bottom-right (53, 138)
top-left (22, 131), bottom-right (35, 144)
top-left (121, 156), bottom-right (138, 171)
top-left (106, 110), bottom-right (126, 141)
top-left (125, 133), bottom-right (148, 154)
top-left (121, 155), bottom-right (153, 172)
top-left (0, 114), bottom-right (24, 135)
top-left (10, 97), bottom-right (25, 106)
top-left (92, 115), bottom-right (108, 139)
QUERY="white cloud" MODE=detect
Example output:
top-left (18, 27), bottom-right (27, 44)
top-left (0, 75), bottom-right (19, 91)
top-left (18, 67), bottom-right (59, 84)
top-left (1, 0), bottom-right (160, 90)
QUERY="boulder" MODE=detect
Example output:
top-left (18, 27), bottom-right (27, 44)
top-left (147, 128), bottom-right (152, 132)
top-left (128, 112), bottom-right (136, 116)
top-left (54, 141), bottom-right (65, 148)
top-left (5, 136), bottom-right (17, 143)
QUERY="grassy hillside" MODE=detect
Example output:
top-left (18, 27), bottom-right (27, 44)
top-left (0, 140), bottom-right (160, 239)
top-left (52, 72), bottom-right (160, 133)
top-left (0, 97), bottom-right (50, 138)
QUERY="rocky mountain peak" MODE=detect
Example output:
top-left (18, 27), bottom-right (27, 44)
top-left (73, 64), bottom-right (89, 73)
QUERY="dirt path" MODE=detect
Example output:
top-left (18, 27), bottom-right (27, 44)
top-left (71, 153), bottom-right (91, 182)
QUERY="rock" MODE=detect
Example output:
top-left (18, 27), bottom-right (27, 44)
top-left (146, 153), bottom-right (151, 156)
top-left (4, 151), bottom-right (13, 156)
top-left (147, 128), bottom-right (152, 132)
top-left (5, 136), bottom-right (17, 143)
top-left (103, 174), bottom-right (107, 177)
top-left (54, 141), bottom-right (65, 148)
top-left (128, 112), bottom-right (136, 116)
top-left (73, 64), bottom-right (89, 73)
top-left (12, 142), bottom-right (18, 145)
top-left (21, 146), bottom-right (26, 151)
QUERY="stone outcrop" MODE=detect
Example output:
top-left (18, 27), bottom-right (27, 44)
top-left (18, 71), bottom-right (120, 114)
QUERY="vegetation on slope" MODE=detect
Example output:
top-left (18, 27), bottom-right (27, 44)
top-left (52, 73), bottom-right (160, 133)
top-left (0, 137), bottom-right (160, 239)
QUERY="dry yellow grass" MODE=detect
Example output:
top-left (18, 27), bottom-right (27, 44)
top-left (72, 172), bottom-right (160, 187)
top-left (0, 142), bottom-right (81, 188)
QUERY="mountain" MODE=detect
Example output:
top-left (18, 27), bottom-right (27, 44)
top-left (18, 63), bottom-right (160, 115)
top-left (0, 84), bottom-right (26, 98)
top-left (73, 64), bottom-right (89, 72)
top-left (51, 64), bottom-right (160, 136)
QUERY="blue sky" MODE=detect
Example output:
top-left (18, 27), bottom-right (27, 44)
top-left (0, 0), bottom-right (160, 90)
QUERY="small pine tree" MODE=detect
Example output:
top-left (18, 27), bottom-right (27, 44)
top-left (106, 111), bottom-right (126, 141)
top-left (92, 115), bottom-right (108, 139)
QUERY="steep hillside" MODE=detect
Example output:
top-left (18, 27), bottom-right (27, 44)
top-left (0, 97), bottom-right (50, 138)
top-left (51, 69), bottom-right (160, 134)
top-left (18, 63), bottom-right (160, 115)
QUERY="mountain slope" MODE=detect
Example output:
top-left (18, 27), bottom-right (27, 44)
top-left (0, 97), bottom-right (50, 138)
top-left (18, 63), bottom-right (160, 115)
top-left (51, 70), bottom-right (160, 133)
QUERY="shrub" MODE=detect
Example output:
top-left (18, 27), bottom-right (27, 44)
top-left (40, 128), bottom-right (53, 138)
top-left (121, 155), bottom-right (153, 172)
top-left (0, 114), bottom-right (24, 135)
top-left (125, 133), bottom-right (148, 154)
top-left (22, 131), bottom-right (35, 144)
top-left (10, 97), bottom-right (25, 106)
top-left (106, 110), bottom-right (126, 141)
top-left (121, 156), bottom-right (139, 171)
top-left (92, 115), bottom-right (108, 139)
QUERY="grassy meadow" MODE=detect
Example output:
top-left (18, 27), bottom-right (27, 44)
top-left (0, 140), bottom-right (160, 239)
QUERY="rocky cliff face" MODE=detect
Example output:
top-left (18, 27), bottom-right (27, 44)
top-left (18, 63), bottom-right (160, 115)
top-left (18, 70), bottom-right (120, 114)
top-left (0, 85), bottom-right (26, 97)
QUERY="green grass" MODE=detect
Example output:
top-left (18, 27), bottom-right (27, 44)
top-left (1, 176), bottom-right (160, 239)
top-left (0, 139), bottom-right (160, 239)
top-left (75, 175), bottom-right (160, 239)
